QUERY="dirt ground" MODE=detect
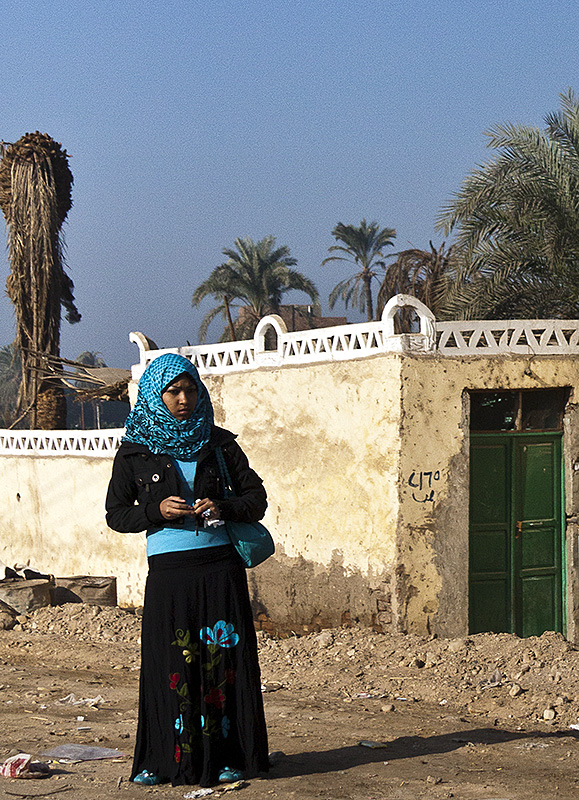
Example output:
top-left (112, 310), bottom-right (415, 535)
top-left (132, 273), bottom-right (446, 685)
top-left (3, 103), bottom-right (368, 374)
top-left (1, 604), bottom-right (579, 799)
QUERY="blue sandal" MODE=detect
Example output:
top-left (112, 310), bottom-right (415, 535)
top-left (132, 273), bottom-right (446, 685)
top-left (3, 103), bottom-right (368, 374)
top-left (218, 766), bottom-right (243, 783)
top-left (133, 770), bottom-right (162, 785)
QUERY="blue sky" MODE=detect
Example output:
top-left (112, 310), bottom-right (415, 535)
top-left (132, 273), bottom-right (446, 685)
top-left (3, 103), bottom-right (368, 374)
top-left (1, 0), bottom-right (578, 367)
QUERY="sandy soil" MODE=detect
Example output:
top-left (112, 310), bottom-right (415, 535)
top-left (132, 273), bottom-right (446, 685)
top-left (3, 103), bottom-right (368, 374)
top-left (0, 604), bottom-right (578, 799)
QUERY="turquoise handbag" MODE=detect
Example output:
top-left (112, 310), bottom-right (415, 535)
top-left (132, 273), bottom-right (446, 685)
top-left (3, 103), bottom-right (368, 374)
top-left (215, 447), bottom-right (275, 568)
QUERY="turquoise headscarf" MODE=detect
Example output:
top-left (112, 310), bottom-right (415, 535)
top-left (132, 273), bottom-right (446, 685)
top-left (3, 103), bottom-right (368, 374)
top-left (123, 353), bottom-right (214, 460)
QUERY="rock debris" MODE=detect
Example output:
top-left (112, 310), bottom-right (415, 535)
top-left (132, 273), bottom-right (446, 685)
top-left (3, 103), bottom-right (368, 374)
top-left (8, 604), bottom-right (579, 728)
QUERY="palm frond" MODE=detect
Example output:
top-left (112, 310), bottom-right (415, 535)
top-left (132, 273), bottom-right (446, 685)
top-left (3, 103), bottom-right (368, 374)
top-left (197, 302), bottom-right (240, 343)
top-left (192, 235), bottom-right (318, 341)
top-left (437, 90), bottom-right (579, 320)
top-left (376, 242), bottom-right (456, 320)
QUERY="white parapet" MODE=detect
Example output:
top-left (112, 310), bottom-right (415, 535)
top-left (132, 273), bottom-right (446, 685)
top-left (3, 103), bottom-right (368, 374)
top-left (436, 319), bottom-right (579, 354)
top-left (128, 295), bottom-right (579, 379)
top-left (4, 300), bottom-right (579, 459)
top-left (0, 429), bottom-right (124, 457)
top-left (129, 294), bottom-right (438, 379)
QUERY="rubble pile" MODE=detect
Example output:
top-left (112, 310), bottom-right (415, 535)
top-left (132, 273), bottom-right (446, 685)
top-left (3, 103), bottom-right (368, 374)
top-left (9, 602), bottom-right (579, 728)
top-left (21, 603), bottom-right (141, 643)
top-left (259, 627), bottom-right (579, 727)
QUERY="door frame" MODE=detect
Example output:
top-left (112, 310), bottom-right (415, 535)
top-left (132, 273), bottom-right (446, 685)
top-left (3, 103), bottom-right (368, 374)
top-left (469, 430), bottom-right (566, 637)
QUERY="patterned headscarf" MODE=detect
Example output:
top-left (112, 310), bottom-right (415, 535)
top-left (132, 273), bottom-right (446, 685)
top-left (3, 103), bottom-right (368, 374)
top-left (123, 353), bottom-right (214, 460)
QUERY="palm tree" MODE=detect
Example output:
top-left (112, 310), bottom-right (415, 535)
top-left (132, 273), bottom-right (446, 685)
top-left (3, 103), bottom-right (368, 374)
top-left (0, 132), bottom-right (80, 428)
top-left (436, 89), bottom-right (579, 319)
top-left (376, 241), bottom-right (455, 328)
top-left (74, 351), bottom-right (107, 430)
top-left (193, 236), bottom-right (319, 342)
top-left (0, 343), bottom-right (22, 428)
top-left (75, 351), bottom-right (107, 369)
top-left (323, 219), bottom-right (396, 321)
top-left (192, 265), bottom-right (240, 342)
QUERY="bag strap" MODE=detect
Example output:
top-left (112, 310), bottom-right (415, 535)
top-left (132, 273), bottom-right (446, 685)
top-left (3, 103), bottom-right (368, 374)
top-left (215, 446), bottom-right (235, 498)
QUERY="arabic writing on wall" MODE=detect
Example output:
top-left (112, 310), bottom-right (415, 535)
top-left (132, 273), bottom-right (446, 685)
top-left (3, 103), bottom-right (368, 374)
top-left (408, 470), bottom-right (441, 503)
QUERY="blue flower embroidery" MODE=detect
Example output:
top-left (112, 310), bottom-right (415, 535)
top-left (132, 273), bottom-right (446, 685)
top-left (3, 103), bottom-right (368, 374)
top-left (174, 714), bottom-right (183, 735)
top-left (200, 621), bottom-right (239, 648)
top-left (222, 715), bottom-right (230, 738)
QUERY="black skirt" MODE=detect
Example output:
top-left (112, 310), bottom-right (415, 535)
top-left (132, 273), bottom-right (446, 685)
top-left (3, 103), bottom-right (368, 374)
top-left (131, 545), bottom-right (269, 787)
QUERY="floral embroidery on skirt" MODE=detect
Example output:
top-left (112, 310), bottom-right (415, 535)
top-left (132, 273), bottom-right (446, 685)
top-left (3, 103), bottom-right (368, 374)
top-left (131, 546), bottom-right (268, 787)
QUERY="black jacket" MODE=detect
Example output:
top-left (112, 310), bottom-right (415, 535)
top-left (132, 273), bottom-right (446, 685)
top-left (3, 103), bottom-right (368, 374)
top-left (105, 425), bottom-right (267, 534)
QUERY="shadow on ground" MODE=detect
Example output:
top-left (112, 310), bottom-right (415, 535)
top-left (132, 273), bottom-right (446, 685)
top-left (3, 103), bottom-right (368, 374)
top-left (268, 727), bottom-right (579, 779)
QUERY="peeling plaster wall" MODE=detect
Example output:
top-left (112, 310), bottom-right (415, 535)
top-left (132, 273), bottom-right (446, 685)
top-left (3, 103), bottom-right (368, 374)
top-left (204, 357), bottom-right (402, 628)
top-left (0, 356), bottom-right (402, 626)
top-left (397, 354), bottom-right (579, 640)
top-left (563, 402), bottom-right (579, 643)
top-left (3, 350), bottom-right (579, 637)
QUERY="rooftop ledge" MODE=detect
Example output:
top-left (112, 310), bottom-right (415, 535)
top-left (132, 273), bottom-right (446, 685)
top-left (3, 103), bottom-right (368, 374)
top-left (130, 294), bottom-right (579, 380)
top-left (3, 296), bottom-right (579, 457)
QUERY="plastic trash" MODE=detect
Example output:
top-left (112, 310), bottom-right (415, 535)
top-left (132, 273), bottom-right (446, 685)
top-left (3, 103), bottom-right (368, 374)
top-left (183, 783), bottom-right (245, 796)
top-left (0, 753), bottom-right (50, 778)
top-left (358, 740), bottom-right (388, 749)
top-left (56, 693), bottom-right (104, 707)
top-left (478, 669), bottom-right (503, 690)
top-left (42, 744), bottom-right (124, 762)
top-left (13, 564), bottom-right (54, 581)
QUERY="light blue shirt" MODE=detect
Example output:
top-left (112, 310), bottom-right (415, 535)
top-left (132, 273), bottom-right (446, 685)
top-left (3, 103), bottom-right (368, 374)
top-left (146, 458), bottom-right (230, 556)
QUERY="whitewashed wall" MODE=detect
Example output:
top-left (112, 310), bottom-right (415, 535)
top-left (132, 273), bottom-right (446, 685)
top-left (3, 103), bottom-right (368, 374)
top-left (3, 296), bottom-right (579, 632)
top-left (0, 446), bottom-right (147, 608)
top-left (0, 354), bottom-right (402, 623)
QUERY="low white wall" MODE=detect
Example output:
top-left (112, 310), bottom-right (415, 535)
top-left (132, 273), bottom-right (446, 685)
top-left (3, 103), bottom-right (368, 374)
top-left (0, 354), bottom-right (402, 625)
top-left (6, 338), bottom-right (578, 635)
top-left (0, 453), bottom-right (146, 607)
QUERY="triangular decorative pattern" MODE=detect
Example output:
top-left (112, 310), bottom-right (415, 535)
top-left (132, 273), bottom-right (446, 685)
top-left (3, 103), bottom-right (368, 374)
top-left (436, 320), bottom-right (579, 354)
top-left (0, 429), bottom-right (125, 457)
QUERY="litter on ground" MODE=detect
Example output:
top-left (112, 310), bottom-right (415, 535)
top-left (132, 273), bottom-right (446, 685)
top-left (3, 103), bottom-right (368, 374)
top-left (42, 744), bottom-right (124, 762)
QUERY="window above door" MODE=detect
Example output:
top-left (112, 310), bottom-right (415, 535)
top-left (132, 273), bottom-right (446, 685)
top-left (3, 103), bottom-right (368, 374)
top-left (470, 388), bottom-right (568, 433)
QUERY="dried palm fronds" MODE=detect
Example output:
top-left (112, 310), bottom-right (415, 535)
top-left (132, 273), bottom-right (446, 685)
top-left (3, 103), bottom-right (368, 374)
top-left (375, 241), bottom-right (456, 329)
top-left (0, 132), bottom-right (79, 428)
top-left (0, 131), bottom-right (73, 224)
top-left (74, 378), bottom-right (129, 403)
top-left (21, 349), bottom-right (130, 403)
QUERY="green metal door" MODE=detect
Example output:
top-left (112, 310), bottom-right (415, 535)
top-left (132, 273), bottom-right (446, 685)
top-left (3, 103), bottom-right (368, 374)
top-left (469, 433), bottom-right (563, 636)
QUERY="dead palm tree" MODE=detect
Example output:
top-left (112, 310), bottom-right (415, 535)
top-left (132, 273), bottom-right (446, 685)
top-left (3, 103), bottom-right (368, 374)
top-left (0, 132), bottom-right (80, 428)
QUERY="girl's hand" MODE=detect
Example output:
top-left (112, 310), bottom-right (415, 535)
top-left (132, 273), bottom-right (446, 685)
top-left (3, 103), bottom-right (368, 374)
top-left (192, 497), bottom-right (221, 521)
top-left (160, 496), bottom-right (195, 520)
